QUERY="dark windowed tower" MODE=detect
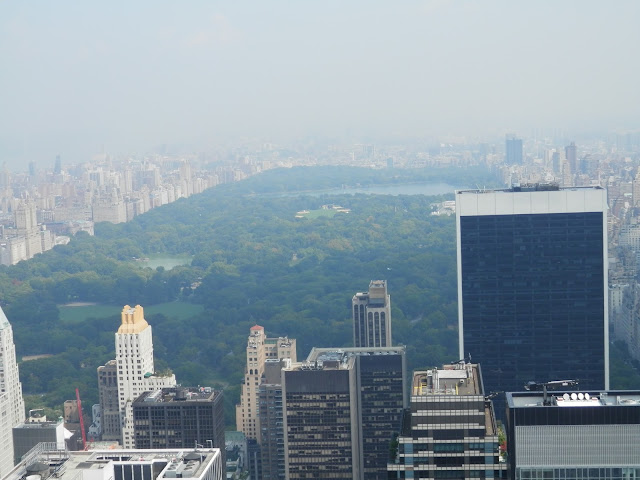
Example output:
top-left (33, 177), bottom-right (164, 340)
top-left (352, 280), bottom-right (392, 348)
top-left (456, 185), bottom-right (609, 415)
top-left (505, 134), bottom-right (523, 165)
top-left (133, 386), bottom-right (225, 464)
top-left (282, 347), bottom-right (406, 480)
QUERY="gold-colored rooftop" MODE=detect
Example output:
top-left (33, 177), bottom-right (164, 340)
top-left (117, 304), bottom-right (149, 334)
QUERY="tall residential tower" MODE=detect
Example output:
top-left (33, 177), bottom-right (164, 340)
top-left (98, 305), bottom-right (176, 448)
top-left (235, 326), bottom-right (296, 440)
top-left (353, 280), bottom-right (392, 348)
top-left (456, 185), bottom-right (608, 414)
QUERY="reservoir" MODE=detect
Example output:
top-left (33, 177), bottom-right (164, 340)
top-left (274, 182), bottom-right (460, 197)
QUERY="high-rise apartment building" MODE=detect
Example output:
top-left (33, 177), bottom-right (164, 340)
top-left (132, 386), bottom-right (225, 464)
top-left (352, 280), bottom-right (392, 348)
top-left (505, 134), bottom-right (523, 165)
top-left (388, 363), bottom-right (506, 479)
top-left (282, 347), bottom-right (406, 480)
top-left (235, 325), bottom-right (296, 441)
top-left (506, 390), bottom-right (640, 480)
top-left (456, 185), bottom-right (608, 415)
top-left (98, 305), bottom-right (176, 448)
top-left (0, 307), bottom-right (25, 478)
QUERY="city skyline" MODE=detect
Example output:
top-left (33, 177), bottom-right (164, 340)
top-left (1, 1), bottom-right (639, 168)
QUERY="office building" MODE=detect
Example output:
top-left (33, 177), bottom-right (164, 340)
top-left (388, 363), bottom-right (506, 479)
top-left (4, 444), bottom-right (223, 480)
top-left (506, 390), bottom-right (640, 480)
top-left (97, 305), bottom-right (176, 448)
top-left (259, 359), bottom-right (287, 480)
top-left (132, 386), bottom-right (225, 464)
top-left (235, 325), bottom-right (296, 441)
top-left (505, 134), bottom-right (523, 165)
top-left (352, 280), bottom-right (392, 348)
top-left (456, 185), bottom-right (609, 416)
top-left (282, 346), bottom-right (406, 480)
top-left (0, 307), bottom-right (25, 478)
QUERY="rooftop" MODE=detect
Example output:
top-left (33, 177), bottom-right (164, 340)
top-left (456, 184), bottom-right (604, 195)
top-left (6, 444), bottom-right (221, 480)
top-left (508, 391), bottom-right (640, 408)
top-left (133, 387), bottom-right (219, 404)
top-left (411, 363), bottom-right (482, 397)
top-left (303, 346), bottom-right (405, 369)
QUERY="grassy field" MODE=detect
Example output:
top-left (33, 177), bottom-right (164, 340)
top-left (296, 209), bottom-right (339, 219)
top-left (59, 301), bottom-right (204, 324)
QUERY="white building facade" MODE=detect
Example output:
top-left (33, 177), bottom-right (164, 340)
top-left (99, 305), bottom-right (176, 448)
top-left (0, 307), bottom-right (25, 478)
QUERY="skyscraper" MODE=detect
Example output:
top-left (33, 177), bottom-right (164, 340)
top-left (505, 134), bottom-right (523, 165)
top-left (565, 141), bottom-right (577, 174)
top-left (352, 280), bottom-right (392, 348)
top-left (0, 307), bottom-right (25, 478)
top-left (98, 305), bottom-right (176, 448)
top-left (456, 185), bottom-right (608, 415)
top-left (282, 347), bottom-right (406, 480)
top-left (259, 359), bottom-right (288, 480)
top-left (235, 325), bottom-right (296, 441)
top-left (388, 363), bottom-right (506, 479)
top-left (132, 386), bottom-right (225, 464)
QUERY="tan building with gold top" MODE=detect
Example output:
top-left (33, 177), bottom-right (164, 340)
top-left (98, 305), bottom-right (176, 448)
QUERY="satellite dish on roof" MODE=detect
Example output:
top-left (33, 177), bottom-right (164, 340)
top-left (578, 393), bottom-right (584, 400)
top-left (563, 393), bottom-right (570, 401)
top-left (585, 393), bottom-right (590, 400)
top-left (571, 393), bottom-right (578, 400)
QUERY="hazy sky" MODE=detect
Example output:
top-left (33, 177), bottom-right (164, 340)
top-left (1, 1), bottom-right (639, 167)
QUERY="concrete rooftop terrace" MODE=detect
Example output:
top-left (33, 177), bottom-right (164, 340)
top-left (412, 364), bottom-right (482, 397)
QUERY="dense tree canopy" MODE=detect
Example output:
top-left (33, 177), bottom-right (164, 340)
top-left (3, 165), bottom-right (636, 426)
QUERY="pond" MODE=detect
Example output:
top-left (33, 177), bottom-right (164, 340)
top-left (137, 255), bottom-right (192, 270)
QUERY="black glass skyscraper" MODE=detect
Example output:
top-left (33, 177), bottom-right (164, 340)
top-left (456, 185), bottom-right (608, 416)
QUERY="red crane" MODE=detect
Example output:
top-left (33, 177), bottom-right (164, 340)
top-left (75, 388), bottom-right (87, 450)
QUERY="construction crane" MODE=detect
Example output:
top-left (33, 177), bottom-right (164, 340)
top-left (75, 388), bottom-right (87, 450)
top-left (524, 379), bottom-right (579, 406)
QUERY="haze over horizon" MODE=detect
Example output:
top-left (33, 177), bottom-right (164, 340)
top-left (1, 1), bottom-right (638, 168)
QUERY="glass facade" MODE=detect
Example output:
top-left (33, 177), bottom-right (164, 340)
top-left (460, 212), bottom-right (606, 414)
top-left (358, 354), bottom-right (405, 480)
